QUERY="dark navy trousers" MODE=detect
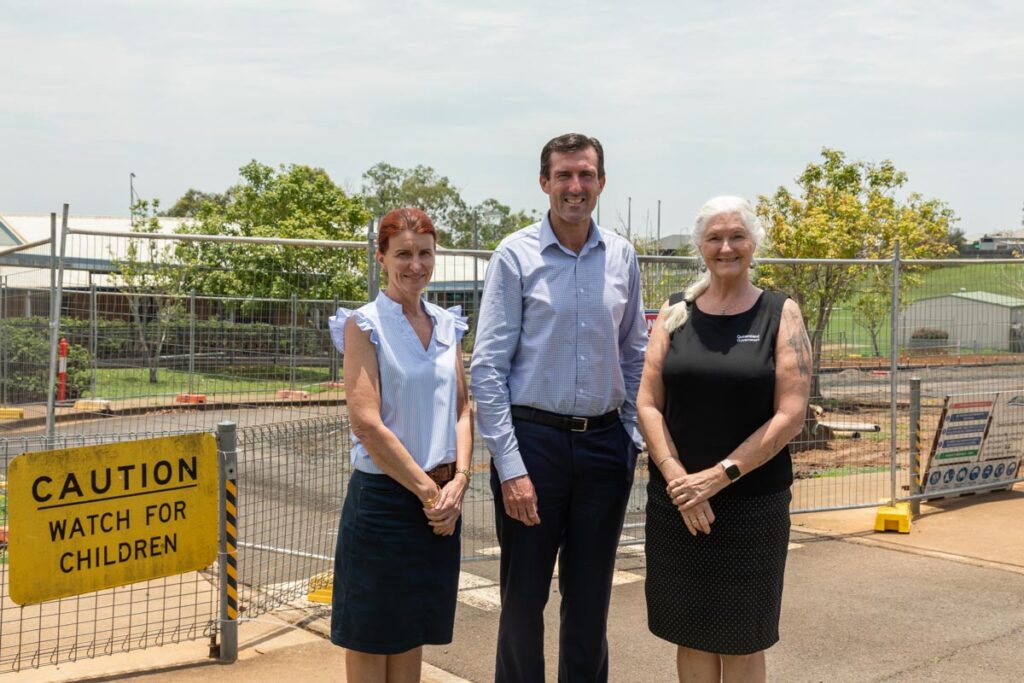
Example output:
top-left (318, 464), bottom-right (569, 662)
top-left (490, 416), bottom-right (637, 683)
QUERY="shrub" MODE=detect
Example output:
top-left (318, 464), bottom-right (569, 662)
top-left (0, 321), bottom-right (91, 403)
top-left (910, 327), bottom-right (949, 340)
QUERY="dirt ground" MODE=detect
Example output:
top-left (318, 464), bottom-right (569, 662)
top-left (790, 405), bottom-right (944, 478)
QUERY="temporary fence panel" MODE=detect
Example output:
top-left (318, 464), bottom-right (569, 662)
top-left (233, 417), bottom-right (346, 619)
top-left (2, 223), bottom-right (1023, 675)
top-left (894, 259), bottom-right (1024, 503)
top-left (5, 229), bottom-right (1023, 512)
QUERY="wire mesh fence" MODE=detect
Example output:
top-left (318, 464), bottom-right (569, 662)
top-left (0, 431), bottom-right (219, 674)
top-left (234, 417), bottom-right (346, 619)
top-left (1, 226), bottom-right (1023, 673)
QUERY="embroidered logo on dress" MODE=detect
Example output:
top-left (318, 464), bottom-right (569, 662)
top-left (736, 334), bottom-right (761, 343)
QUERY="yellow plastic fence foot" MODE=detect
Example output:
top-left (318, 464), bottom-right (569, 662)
top-left (874, 501), bottom-right (912, 534)
top-left (275, 389), bottom-right (310, 400)
top-left (0, 407), bottom-right (25, 420)
top-left (307, 572), bottom-right (333, 604)
top-left (74, 399), bottom-right (112, 412)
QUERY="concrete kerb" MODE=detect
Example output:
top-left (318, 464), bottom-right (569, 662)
top-left (792, 482), bottom-right (1024, 575)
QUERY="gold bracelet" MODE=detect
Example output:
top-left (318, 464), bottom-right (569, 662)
top-left (422, 483), bottom-right (441, 509)
top-left (653, 455), bottom-right (677, 467)
top-left (455, 467), bottom-right (471, 482)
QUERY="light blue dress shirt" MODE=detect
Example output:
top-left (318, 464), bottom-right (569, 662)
top-left (470, 214), bottom-right (648, 482)
top-left (329, 293), bottom-right (468, 474)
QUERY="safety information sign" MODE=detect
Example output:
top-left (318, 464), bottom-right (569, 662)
top-left (921, 392), bottom-right (1024, 495)
top-left (7, 433), bottom-right (219, 605)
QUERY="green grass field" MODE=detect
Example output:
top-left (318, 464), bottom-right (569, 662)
top-left (907, 263), bottom-right (1023, 300)
top-left (815, 263), bottom-right (1024, 359)
top-left (83, 366), bottom-right (336, 400)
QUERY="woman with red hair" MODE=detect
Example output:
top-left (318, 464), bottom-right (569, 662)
top-left (328, 207), bottom-right (472, 683)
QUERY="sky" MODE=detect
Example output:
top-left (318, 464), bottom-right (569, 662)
top-left (2, 0), bottom-right (1022, 239)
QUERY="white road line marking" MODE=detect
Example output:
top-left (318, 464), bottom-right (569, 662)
top-left (422, 661), bottom-right (475, 683)
top-left (458, 563), bottom-right (642, 614)
top-left (609, 570), bottom-right (643, 586)
top-left (481, 542), bottom-right (646, 557)
top-left (458, 571), bottom-right (502, 612)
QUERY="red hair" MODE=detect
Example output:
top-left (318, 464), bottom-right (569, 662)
top-left (377, 207), bottom-right (437, 254)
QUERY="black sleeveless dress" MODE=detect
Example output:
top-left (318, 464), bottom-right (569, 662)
top-left (645, 290), bottom-right (793, 655)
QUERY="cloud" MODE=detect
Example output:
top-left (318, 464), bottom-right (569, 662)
top-left (0, 1), bottom-right (1021, 231)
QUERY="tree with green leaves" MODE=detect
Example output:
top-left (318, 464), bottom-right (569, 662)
top-left (113, 198), bottom-right (187, 384)
top-left (451, 198), bottom-right (539, 250)
top-left (360, 162), bottom-right (537, 248)
top-left (172, 161), bottom-right (371, 308)
top-left (361, 163), bottom-right (468, 243)
top-left (756, 148), bottom-right (956, 397)
top-left (162, 188), bottom-right (233, 217)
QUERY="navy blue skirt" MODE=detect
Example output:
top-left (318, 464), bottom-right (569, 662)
top-left (331, 470), bottom-right (461, 654)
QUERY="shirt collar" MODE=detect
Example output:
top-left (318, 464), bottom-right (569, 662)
top-left (539, 212), bottom-right (604, 256)
top-left (374, 291), bottom-right (407, 317)
top-left (375, 291), bottom-right (451, 346)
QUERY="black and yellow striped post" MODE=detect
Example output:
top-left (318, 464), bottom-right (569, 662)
top-left (909, 377), bottom-right (922, 516)
top-left (216, 421), bottom-right (239, 663)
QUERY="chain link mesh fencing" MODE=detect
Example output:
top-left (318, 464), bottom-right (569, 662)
top-left (1, 226), bottom-right (1023, 674)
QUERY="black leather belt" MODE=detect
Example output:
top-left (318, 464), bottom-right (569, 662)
top-left (510, 405), bottom-right (619, 432)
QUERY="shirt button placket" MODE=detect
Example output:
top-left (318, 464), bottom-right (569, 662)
top-left (575, 263), bottom-right (585, 414)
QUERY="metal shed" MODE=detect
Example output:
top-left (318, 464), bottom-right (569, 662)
top-left (900, 291), bottom-right (1024, 352)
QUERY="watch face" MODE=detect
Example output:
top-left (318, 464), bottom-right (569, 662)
top-left (724, 464), bottom-right (741, 481)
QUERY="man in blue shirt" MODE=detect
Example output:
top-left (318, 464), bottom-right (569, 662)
top-left (471, 133), bottom-right (648, 682)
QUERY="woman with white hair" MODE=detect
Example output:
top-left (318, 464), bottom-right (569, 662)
top-left (637, 196), bottom-right (812, 682)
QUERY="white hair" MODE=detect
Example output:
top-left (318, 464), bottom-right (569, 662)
top-left (662, 196), bottom-right (765, 333)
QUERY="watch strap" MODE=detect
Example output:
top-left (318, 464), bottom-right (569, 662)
top-left (719, 459), bottom-right (741, 482)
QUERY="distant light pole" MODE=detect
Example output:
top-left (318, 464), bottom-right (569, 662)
top-left (627, 196), bottom-right (632, 241)
top-left (129, 172), bottom-right (137, 227)
top-left (657, 199), bottom-right (661, 244)
top-left (472, 212), bottom-right (480, 319)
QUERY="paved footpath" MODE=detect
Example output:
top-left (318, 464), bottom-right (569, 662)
top-left (16, 485), bottom-right (1024, 683)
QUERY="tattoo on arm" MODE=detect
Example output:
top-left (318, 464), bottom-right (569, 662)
top-left (785, 309), bottom-right (812, 378)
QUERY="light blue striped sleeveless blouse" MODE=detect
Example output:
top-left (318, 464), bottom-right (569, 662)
top-left (329, 293), bottom-right (468, 474)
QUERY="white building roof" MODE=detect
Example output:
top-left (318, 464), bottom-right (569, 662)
top-left (0, 214), bottom-right (189, 289)
top-left (1, 214), bottom-right (490, 291)
top-left (913, 291), bottom-right (1024, 308)
top-left (0, 213), bottom-right (187, 243)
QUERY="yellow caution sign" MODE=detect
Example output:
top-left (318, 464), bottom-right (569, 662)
top-left (7, 433), bottom-right (219, 605)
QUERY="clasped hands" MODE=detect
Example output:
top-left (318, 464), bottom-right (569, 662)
top-left (666, 467), bottom-right (727, 536)
top-left (423, 477), bottom-right (468, 536)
